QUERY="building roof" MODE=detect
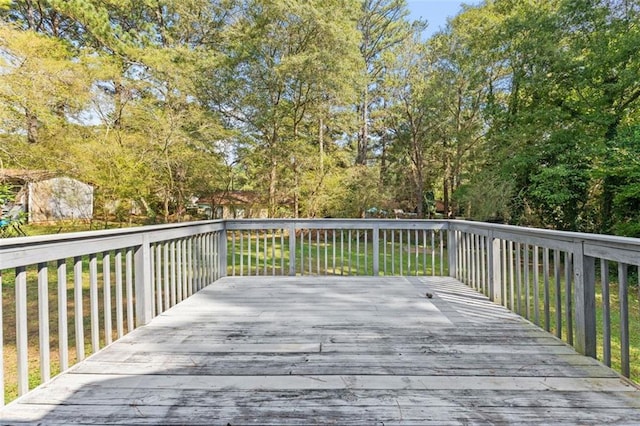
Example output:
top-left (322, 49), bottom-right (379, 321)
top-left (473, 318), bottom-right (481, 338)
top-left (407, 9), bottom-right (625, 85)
top-left (0, 169), bottom-right (56, 184)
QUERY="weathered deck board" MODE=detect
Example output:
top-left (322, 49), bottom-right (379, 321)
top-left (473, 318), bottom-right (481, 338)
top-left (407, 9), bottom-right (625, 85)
top-left (1, 276), bottom-right (639, 425)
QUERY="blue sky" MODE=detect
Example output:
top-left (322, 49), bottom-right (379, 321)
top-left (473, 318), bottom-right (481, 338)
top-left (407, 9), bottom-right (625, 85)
top-left (407, 0), bottom-right (483, 37)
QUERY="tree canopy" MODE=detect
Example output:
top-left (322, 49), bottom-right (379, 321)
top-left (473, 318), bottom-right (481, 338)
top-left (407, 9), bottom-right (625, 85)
top-left (1, 0), bottom-right (639, 235)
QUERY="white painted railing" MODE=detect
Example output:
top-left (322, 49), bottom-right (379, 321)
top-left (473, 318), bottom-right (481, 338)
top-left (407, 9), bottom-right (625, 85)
top-left (1, 218), bottom-right (639, 404)
top-left (0, 221), bottom-right (226, 404)
top-left (225, 219), bottom-right (449, 277)
top-left (448, 220), bottom-right (640, 379)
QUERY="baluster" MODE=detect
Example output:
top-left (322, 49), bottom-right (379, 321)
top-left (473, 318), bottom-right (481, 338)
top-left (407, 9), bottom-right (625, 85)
top-left (399, 231), bottom-right (404, 276)
top-left (37, 262), bottom-right (50, 382)
top-left (348, 230), bottom-right (352, 275)
top-left (170, 241), bottom-right (177, 307)
top-left (601, 259), bottom-right (611, 367)
top-left (103, 251), bottom-right (113, 345)
top-left (332, 230), bottom-right (337, 275)
top-left (391, 231), bottom-right (395, 275)
top-left (523, 245), bottom-right (529, 319)
top-left (509, 241), bottom-right (515, 311)
top-left (414, 229), bottom-right (418, 276)
top-left (356, 230), bottom-right (360, 274)
top-left (543, 247), bottom-right (550, 332)
top-left (501, 240), bottom-right (507, 308)
top-left (317, 230), bottom-right (321, 275)
top-left (565, 252), bottom-right (573, 346)
top-left (57, 259), bottom-right (69, 372)
top-left (89, 253), bottom-right (99, 353)
top-left (15, 266), bottom-right (28, 395)
top-left (324, 230), bottom-right (328, 276)
top-left (619, 263), bottom-right (630, 377)
top-left (383, 230), bottom-right (388, 276)
top-left (264, 230), bottom-right (268, 276)
top-left (533, 246), bottom-right (540, 325)
top-left (126, 248), bottom-right (134, 333)
top-left (340, 230), bottom-right (344, 276)
top-left (115, 251), bottom-right (124, 339)
top-left (155, 244), bottom-right (163, 313)
top-left (516, 243), bottom-right (522, 315)
top-left (308, 230), bottom-right (312, 275)
top-left (554, 249), bottom-right (562, 339)
top-left (255, 230), bottom-right (260, 276)
top-left (272, 230), bottom-right (276, 276)
top-left (73, 256), bottom-right (85, 362)
top-left (440, 230), bottom-right (444, 276)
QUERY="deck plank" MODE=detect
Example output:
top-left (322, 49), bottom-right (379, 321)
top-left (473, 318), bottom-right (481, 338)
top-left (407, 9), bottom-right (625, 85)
top-left (1, 276), bottom-right (640, 425)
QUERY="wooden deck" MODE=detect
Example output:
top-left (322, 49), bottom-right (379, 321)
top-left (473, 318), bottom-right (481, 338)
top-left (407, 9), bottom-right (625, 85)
top-left (1, 276), bottom-right (640, 425)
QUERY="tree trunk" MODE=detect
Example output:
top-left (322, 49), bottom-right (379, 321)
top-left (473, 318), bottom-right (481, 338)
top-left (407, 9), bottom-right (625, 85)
top-left (268, 158), bottom-right (277, 217)
top-left (356, 90), bottom-right (369, 165)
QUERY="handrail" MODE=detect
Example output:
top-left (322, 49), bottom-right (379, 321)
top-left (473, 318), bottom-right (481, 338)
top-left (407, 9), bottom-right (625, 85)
top-left (1, 218), bottom-right (639, 405)
top-left (447, 220), bottom-right (640, 381)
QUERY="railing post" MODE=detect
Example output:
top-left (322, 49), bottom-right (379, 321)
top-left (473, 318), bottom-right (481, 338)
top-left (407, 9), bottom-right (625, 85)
top-left (372, 225), bottom-right (379, 276)
top-left (219, 228), bottom-right (228, 279)
top-left (288, 222), bottom-right (296, 276)
top-left (135, 235), bottom-right (153, 326)
top-left (488, 232), bottom-right (502, 304)
top-left (447, 225), bottom-right (457, 278)
top-left (573, 241), bottom-right (596, 358)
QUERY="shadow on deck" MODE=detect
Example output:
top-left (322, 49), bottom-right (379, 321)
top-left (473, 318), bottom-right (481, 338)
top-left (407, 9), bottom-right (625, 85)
top-left (1, 276), bottom-right (639, 425)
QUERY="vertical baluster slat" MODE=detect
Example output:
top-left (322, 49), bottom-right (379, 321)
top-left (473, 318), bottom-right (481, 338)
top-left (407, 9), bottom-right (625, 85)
top-left (73, 256), bottom-right (86, 359)
top-left (391, 231), bottom-right (395, 275)
top-left (15, 266), bottom-right (28, 396)
top-left (348, 230), bottom-right (352, 275)
top-left (332, 230), bottom-right (337, 275)
top-left (57, 259), bottom-right (69, 372)
top-left (232, 231), bottom-right (237, 276)
top-left (554, 249), bottom-right (562, 339)
top-left (324, 230), bottom-right (328, 275)
top-left (103, 251), bottom-right (112, 346)
top-left (543, 247), bottom-right (551, 332)
top-left (601, 259), bottom-right (611, 367)
top-left (37, 263), bottom-right (50, 382)
top-left (356, 231), bottom-right (360, 274)
top-left (399, 231), bottom-right (404, 276)
top-left (509, 241), bottom-right (515, 311)
top-left (619, 263), bottom-right (630, 378)
top-left (170, 241), bottom-right (177, 307)
top-left (516, 243), bottom-right (522, 315)
top-left (524, 245), bottom-right (530, 319)
top-left (264, 230), bottom-right (268, 276)
top-left (440, 231), bottom-right (444, 276)
top-left (501, 240), bottom-right (507, 308)
top-left (155, 244), bottom-right (163, 314)
top-left (383, 230), bottom-right (388, 276)
top-left (533, 246), bottom-right (540, 325)
top-left (564, 252), bottom-right (573, 346)
top-left (89, 253), bottom-right (99, 353)
top-left (115, 251), bottom-right (124, 339)
top-left (126, 248), bottom-right (134, 333)
top-left (340, 230), bottom-right (344, 275)
top-left (317, 230), bottom-right (321, 274)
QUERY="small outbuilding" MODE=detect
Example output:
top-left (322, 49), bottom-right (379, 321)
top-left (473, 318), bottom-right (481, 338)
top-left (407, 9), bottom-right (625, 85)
top-left (0, 169), bottom-right (94, 223)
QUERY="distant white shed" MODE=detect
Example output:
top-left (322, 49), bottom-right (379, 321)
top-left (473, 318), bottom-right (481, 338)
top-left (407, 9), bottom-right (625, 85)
top-left (1, 170), bottom-right (93, 223)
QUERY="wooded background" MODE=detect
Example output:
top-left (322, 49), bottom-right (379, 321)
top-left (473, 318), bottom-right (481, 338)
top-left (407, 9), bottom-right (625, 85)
top-left (1, 0), bottom-right (639, 235)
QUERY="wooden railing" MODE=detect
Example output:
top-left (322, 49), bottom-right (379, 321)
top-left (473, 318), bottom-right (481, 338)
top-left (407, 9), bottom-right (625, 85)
top-left (225, 219), bottom-right (449, 277)
top-left (0, 218), bottom-right (638, 405)
top-left (448, 220), bottom-right (640, 379)
top-left (0, 221), bottom-right (226, 404)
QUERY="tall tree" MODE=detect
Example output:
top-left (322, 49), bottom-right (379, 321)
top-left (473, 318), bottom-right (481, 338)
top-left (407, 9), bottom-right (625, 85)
top-left (356, 0), bottom-right (419, 165)
top-left (202, 0), bottom-right (362, 216)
